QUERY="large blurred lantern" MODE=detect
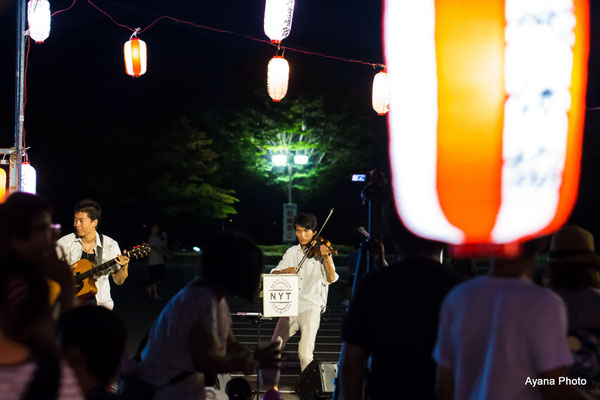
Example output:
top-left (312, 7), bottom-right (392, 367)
top-left (21, 162), bottom-right (36, 194)
top-left (264, 0), bottom-right (295, 43)
top-left (0, 168), bottom-right (6, 203)
top-left (384, 0), bottom-right (589, 252)
top-left (372, 70), bottom-right (390, 115)
top-left (267, 56), bottom-right (289, 102)
top-left (124, 37), bottom-right (147, 77)
top-left (27, 0), bottom-right (51, 43)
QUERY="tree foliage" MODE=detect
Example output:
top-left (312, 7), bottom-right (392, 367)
top-left (223, 95), bottom-right (374, 201)
top-left (127, 118), bottom-right (238, 219)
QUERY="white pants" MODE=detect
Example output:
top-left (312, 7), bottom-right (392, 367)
top-left (272, 307), bottom-right (322, 371)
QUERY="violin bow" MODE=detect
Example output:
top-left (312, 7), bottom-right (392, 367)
top-left (296, 208), bottom-right (335, 273)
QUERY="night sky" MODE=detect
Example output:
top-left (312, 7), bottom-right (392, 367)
top-left (1, 1), bottom-right (600, 250)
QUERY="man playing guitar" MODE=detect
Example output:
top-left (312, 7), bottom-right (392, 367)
top-left (57, 199), bottom-right (129, 309)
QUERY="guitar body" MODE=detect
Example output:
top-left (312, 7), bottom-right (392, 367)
top-left (72, 258), bottom-right (99, 300)
top-left (47, 259), bottom-right (100, 305)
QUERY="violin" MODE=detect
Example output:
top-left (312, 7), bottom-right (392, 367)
top-left (305, 236), bottom-right (338, 258)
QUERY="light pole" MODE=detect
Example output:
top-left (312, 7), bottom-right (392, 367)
top-left (271, 153), bottom-right (308, 204)
top-left (11, 0), bottom-right (26, 193)
top-left (272, 152), bottom-right (308, 242)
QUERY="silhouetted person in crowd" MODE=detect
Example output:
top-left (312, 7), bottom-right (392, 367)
top-left (146, 224), bottom-right (168, 300)
top-left (433, 237), bottom-right (594, 400)
top-left (548, 225), bottom-right (600, 331)
top-left (57, 306), bottom-right (126, 400)
top-left (132, 231), bottom-right (280, 400)
top-left (450, 258), bottom-right (477, 279)
top-left (341, 200), bottom-right (463, 400)
top-left (0, 192), bottom-right (76, 318)
top-left (0, 256), bottom-right (83, 400)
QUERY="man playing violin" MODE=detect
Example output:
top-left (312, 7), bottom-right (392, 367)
top-left (270, 212), bottom-right (338, 371)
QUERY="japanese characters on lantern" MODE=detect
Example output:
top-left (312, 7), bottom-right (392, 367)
top-left (384, 0), bottom-right (589, 250)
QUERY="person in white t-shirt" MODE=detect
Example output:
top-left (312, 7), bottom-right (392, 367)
top-left (270, 212), bottom-right (339, 371)
top-left (433, 238), bottom-right (593, 400)
top-left (57, 199), bottom-right (129, 309)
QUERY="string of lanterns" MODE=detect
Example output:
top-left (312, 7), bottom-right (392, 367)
top-left (26, 0), bottom-right (390, 115)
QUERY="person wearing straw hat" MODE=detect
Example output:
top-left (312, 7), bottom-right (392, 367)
top-left (548, 225), bottom-right (600, 331)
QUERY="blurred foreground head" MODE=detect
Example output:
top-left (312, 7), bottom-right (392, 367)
top-left (200, 231), bottom-right (264, 302)
top-left (0, 256), bottom-right (51, 346)
top-left (57, 306), bottom-right (126, 385)
top-left (0, 192), bottom-right (54, 260)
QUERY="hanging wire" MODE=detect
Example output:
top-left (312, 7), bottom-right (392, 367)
top-left (52, 0), bottom-right (383, 68)
top-left (51, 0), bottom-right (78, 17)
top-left (87, 0), bottom-right (136, 32)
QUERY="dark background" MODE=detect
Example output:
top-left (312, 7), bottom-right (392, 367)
top-left (1, 0), bottom-right (600, 250)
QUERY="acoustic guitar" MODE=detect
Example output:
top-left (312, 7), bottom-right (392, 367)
top-left (49, 244), bottom-right (151, 304)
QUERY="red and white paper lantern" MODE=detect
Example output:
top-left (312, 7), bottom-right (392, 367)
top-left (21, 162), bottom-right (36, 194)
top-left (372, 70), bottom-right (390, 115)
top-left (0, 168), bottom-right (6, 203)
top-left (267, 56), bottom-right (290, 102)
top-left (124, 37), bottom-right (147, 77)
top-left (264, 0), bottom-right (295, 43)
top-left (384, 0), bottom-right (589, 253)
top-left (27, 0), bottom-right (51, 43)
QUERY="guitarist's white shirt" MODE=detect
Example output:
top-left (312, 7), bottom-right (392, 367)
top-left (57, 231), bottom-right (123, 309)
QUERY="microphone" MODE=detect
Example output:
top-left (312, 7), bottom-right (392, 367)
top-left (358, 227), bottom-right (370, 239)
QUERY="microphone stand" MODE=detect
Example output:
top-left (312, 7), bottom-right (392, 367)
top-left (233, 311), bottom-right (270, 399)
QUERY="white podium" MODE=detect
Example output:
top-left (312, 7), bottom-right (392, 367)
top-left (262, 274), bottom-right (299, 317)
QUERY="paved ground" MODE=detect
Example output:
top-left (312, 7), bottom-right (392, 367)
top-left (111, 259), bottom-right (349, 399)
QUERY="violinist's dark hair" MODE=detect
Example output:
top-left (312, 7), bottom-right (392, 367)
top-left (74, 199), bottom-right (101, 222)
top-left (294, 213), bottom-right (317, 231)
top-left (200, 231), bottom-right (264, 302)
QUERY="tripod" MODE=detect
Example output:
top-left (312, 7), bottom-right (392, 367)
top-left (331, 202), bottom-right (387, 400)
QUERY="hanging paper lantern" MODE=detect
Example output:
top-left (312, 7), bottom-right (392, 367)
top-left (372, 70), bottom-right (390, 115)
top-left (0, 168), bottom-right (6, 203)
top-left (27, 0), bottom-right (51, 43)
top-left (21, 163), bottom-right (36, 194)
top-left (267, 56), bottom-right (289, 102)
top-left (264, 0), bottom-right (295, 43)
top-left (384, 0), bottom-right (589, 253)
top-left (124, 38), bottom-right (147, 77)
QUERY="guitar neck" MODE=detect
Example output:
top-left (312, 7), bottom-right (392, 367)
top-left (77, 252), bottom-right (129, 282)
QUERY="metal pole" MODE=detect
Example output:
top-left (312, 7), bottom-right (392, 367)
top-left (287, 161), bottom-right (292, 204)
top-left (13, 0), bottom-right (27, 192)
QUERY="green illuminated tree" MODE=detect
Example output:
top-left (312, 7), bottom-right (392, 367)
top-left (222, 95), bottom-right (374, 201)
